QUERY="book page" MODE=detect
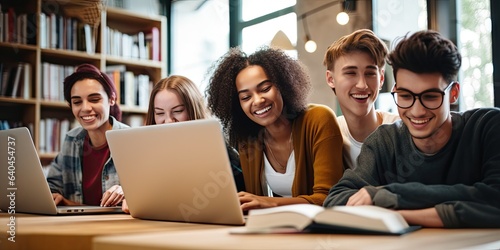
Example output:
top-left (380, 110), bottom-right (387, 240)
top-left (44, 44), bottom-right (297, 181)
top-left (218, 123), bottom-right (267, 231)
top-left (245, 204), bottom-right (325, 231)
top-left (315, 206), bottom-right (409, 233)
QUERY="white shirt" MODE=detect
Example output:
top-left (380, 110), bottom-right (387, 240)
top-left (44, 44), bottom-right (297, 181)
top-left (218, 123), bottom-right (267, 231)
top-left (338, 111), bottom-right (400, 169)
top-left (263, 151), bottom-right (295, 197)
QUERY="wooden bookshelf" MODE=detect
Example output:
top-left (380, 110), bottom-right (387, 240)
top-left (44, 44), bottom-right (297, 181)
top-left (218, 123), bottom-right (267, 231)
top-left (0, 0), bottom-right (167, 162)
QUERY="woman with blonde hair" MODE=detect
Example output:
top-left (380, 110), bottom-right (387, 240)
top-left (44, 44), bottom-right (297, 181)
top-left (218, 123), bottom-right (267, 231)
top-left (122, 75), bottom-right (245, 213)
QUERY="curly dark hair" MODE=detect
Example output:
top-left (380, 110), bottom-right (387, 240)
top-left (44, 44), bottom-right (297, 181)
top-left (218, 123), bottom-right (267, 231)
top-left (388, 30), bottom-right (461, 84)
top-left (206, 47), bottom-right (311, 147)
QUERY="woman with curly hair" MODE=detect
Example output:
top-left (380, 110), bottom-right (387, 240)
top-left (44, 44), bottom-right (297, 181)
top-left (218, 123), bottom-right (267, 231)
top-left (206, 47), bottom-right (344, 211)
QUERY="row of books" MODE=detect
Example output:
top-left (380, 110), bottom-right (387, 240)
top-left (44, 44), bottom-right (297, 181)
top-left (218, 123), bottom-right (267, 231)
top-left (0, 6), bottom-right (37, 45)
top-left (41, 63), bottom-right (75, 102)
top-left (3, 61), bottom-right (154, 107)
top-left (105, 65), bottom-right (152, 109)
top-left (105, 26), bottom-right (160, 61)
top-left (1, 11), bottom-right (158, 60)
top-left (0, 120), bottom-right (33, 132)
top-left (39, 12), bottom-right (95, 53)
top-left (1, 115), bottom-right (152, 155)
top-left (0, 62), bottom-right (31, 99)
top-left (39, 116), bottom-right (144, 154)
top-left (39, 118), bottom-right (79, 154)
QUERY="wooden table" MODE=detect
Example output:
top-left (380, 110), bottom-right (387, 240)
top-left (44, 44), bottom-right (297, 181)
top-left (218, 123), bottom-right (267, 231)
top-left (0, 213), bottom-right (227, 250)
top-left (3, 213), bottom-right (499, 250)
top-left (93, 227), bottom-right (500, 250)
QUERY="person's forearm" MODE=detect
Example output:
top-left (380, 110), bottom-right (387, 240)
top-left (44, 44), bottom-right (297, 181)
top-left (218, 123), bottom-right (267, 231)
top-left (398, 207), bottom-right (444, 227)
top-left (272, 197), bottom-right (310, 206)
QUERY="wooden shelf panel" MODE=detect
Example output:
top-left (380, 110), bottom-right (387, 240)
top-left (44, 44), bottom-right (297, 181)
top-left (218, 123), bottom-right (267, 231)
top-left (40, 100), bottom-right (69, 108)
top-left (41, 48), bottom-right (102, 66)
top-left (0, 42), bottom-right (38, 52)
top-left (106, 7), bottom-right (163, 33)
top-left (120, 106), bottom-right (148, 114)
top-left (105, 55), bottom-right (163, 69)
top-left (0, 97), bottom-right (37, 105)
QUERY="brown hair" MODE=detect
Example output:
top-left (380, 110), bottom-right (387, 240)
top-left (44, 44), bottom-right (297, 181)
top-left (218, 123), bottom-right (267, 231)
top-left (323, 29), bottom-right (388, 71)
top-left (387, 30), bottom-right (461, 83)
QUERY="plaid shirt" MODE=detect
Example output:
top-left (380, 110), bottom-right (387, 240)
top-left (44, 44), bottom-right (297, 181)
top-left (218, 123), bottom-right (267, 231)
top-left (46, 117), bottom-right (129, 204)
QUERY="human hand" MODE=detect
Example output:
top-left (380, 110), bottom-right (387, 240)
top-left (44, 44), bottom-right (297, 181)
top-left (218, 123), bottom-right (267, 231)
top-left (52, 193), bottom-right (80, 206)
top-left (100, 185), bottom-right (124, 207)
top-left (346, 188), bottom-right (373, 206)
top-left (238, 191), bottom-right (278, 211)
top-left (121, 199), bottom-right (130, 214)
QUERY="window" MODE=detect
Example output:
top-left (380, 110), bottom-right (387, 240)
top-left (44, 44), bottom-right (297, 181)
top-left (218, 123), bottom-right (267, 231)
top-left (170, 0), bottom-right (229, 92)
top-left (457, 0), bottom-right (493, 109)
top-left (239, 0), bottom-right (297, 57)
top-left (373, 0), bottom-right (494, 111)
top-left (241, 12), bottom-right (297, 56)
top-left (372, 0), bottom-right (427, 113)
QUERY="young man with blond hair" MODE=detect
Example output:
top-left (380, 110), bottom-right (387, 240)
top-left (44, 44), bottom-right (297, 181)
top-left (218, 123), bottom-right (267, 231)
top-left (324, 29), bottom-right (399, 170)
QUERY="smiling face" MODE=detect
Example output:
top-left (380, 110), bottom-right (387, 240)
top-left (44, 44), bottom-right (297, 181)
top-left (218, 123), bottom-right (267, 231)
top-left (326, 51), bottom-right (384, 118)
top-left (395, 69), bottom-right (458, 150)
top-left (70, 78), bottom-right (115, 133)
top-left (235, 65), bottom-right (284, 128)
top-left (153, 89), bottom-right (190, 124)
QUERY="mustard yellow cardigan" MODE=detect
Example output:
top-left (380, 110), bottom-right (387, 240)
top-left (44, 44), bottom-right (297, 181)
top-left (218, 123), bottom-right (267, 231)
top-left (238, 104), bottom-right (344, 205)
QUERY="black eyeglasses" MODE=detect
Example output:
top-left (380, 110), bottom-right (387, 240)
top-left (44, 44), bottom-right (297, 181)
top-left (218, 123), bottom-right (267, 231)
top-left (391, 82), bottom-right (455, 110)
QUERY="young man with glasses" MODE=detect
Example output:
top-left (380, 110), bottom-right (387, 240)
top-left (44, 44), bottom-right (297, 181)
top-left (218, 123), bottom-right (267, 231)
top-left (323, 30), bottom-right (500, 228)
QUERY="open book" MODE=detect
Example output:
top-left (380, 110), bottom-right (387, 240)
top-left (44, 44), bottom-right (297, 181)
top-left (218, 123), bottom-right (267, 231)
top-left (234, 204), bottom-right (420, 235)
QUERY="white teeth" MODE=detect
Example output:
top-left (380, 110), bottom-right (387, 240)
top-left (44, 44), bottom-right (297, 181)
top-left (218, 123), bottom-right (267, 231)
top-left (352, 94), bottom-right (369, 99)
top-left (411, 118), bottom-right (429, 124)
top-left (82, 115), bottom-right (95, 120)
top-left (255, 106), bottom-right (271, 115)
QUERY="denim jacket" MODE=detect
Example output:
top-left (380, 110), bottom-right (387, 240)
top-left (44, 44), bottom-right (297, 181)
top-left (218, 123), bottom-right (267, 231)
top-left (46, 117), bottom-right (129, 204)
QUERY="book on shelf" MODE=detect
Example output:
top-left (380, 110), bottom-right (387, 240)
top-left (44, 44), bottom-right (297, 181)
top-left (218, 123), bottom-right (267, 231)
top-left (123, 71), bottom-right (135, 107)
top-left (9, 63), bottom-right (23, 98)
top-left (21, 63), bottom-right (31, 99)
top-left (39, 118), bottom-right (74, 154)
top-left (83, 23), bottom-right (95, 54)
top-left (146, 27), bottom-right (160, 61)
top-left (0, 120), bottom-right (33, 132)
top-left (232, 204), bottom-right (420, 235)
top-left (0, 62), bottom-right (31, 98)
top-left (0, 7), bottom-right (3, 42)
top-left (41, 63), bottom-right (74, 101)
top-left (137, 74), bottom-right (151, 109)
top-left (105, 64), bottom-right (126, 105)
top-left (26, 13), bottom-right (37, 45)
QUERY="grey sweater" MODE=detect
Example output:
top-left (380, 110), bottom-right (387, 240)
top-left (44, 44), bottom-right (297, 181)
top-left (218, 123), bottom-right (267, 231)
top-left (324, 108), bottom-right (500, 228)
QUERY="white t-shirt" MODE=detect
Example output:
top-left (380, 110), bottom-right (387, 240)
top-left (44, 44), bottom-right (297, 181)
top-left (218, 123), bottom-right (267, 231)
top-left (338, 111), bottom-right (400, 170)
top-left (263, 151), bottom-right (295, 197)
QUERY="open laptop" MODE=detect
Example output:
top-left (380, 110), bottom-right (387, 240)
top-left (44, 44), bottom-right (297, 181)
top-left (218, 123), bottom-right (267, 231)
top-left (106, 119), bottom-right (245, 225)
top-left (0, 127), bottom-right (123, 215)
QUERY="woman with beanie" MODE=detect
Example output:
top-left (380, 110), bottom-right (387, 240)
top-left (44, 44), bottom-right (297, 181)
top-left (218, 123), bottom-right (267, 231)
top-left (46, 64), bottom-right (129, 208)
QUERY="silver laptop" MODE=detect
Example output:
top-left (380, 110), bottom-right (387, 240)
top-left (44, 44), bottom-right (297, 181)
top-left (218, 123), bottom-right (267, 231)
top-left (0, 127), bottom-right (123, 215)
top-left (106, 119), bottom-right (245, 225)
